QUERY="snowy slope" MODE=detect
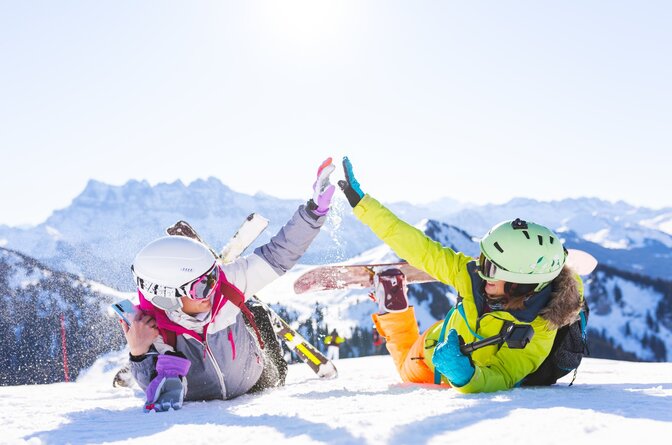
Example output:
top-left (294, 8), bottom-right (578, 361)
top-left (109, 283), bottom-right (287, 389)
top-left (2, 352), bottom-right (671, 445)
top-left (585, 266), bottom-right (672, 361)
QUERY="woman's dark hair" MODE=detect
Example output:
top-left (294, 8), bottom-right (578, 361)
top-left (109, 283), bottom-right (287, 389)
top-left (480, 281), bottom-right (540, 311)
top-left (502, 283), bottom-right (538, 310)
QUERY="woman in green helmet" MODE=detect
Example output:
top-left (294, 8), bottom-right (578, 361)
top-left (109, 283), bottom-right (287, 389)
top-left (337, 157), bottom-right (585, 393)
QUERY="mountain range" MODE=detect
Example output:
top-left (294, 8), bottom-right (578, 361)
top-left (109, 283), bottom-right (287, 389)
top-left (2, 177), bottom-right (672, 289)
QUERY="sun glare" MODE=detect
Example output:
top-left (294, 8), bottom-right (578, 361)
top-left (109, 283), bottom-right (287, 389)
top-left (257, 0), bottom-right (351, 51)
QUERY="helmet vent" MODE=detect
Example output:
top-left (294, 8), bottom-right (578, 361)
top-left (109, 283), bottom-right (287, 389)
top-left (549, 237), bottom-right (555, 244)
top-left (494, 242), bottom-right (504, 253)
top-left (522, 230), bottom-right (530, 239)
top-left (537, 235), bottom-right (544, 245)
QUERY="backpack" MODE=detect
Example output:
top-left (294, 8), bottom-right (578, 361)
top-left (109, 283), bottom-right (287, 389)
top-left (522, 301), bottom-right (590, 386)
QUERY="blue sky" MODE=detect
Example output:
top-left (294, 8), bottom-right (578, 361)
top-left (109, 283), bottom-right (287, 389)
top-left (1, 1), bottom-right (670, 226)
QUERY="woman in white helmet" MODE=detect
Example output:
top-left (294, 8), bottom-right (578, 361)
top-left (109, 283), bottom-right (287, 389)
top-left (122, 158), bottom-right (336, 412)
top-left (338, 157), bottom-right (586, 393)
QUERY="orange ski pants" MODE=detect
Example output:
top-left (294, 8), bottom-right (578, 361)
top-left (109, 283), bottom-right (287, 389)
top-left (372, 307), bottom-right (444, 385)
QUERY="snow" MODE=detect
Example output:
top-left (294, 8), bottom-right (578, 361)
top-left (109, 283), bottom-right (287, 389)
top-left (584, 229), bottom-right (629, 249)
top-left (88, 281), bottom-right (136, 302)
top-left (641, 212), bottom-right (672, 236)
top-left (8, 267), bottom-right (41, 290)
top-left (2, 353), bottom-right (671, 445)
top-left (44, 226), bottom-right (62, 241)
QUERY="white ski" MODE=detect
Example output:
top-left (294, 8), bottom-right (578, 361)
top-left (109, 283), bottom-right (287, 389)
top-left (566, 249), bottom-right (598, 276)
top-left (220, 213), bottom-right (269, 263)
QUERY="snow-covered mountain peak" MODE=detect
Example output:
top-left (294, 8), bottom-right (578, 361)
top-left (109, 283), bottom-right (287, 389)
top-left (417, 219), bottom-right (480, 255)
top-left (71, 177), bottom-right (239, 214)
top-left (76, 179), bottom-right (151, 205)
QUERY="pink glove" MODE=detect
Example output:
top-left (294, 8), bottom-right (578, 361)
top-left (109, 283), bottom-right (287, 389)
top-left (311, 157), bottom-right (336, 216)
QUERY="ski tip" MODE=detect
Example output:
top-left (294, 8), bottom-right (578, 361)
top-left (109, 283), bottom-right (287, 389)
top-left (318, 157), bottom-right (333, 170)
top-left (566, 248), bottom-right (598, 275)
top-left (317, 363), bottom-right (338, 379)
top-left (316, 157), bottom-right (335, 178)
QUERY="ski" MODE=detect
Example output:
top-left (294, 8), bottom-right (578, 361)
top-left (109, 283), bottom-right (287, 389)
top-left (293, 261), bottom-right (436, 294)
top-left (566, 249), bottom-right (598, 276)
top-left (165, 220), bottom-right (219, 258)
top-left (113, 363), bottom-right (133, 388)
top-left (165, 218), bottom-right (337, 379)
top-left (252, 297), bottom-right (337, 379)
top-left (220, 213), bottom-right (269, 263)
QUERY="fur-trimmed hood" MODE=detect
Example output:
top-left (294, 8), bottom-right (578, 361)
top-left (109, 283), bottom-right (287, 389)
top-left (538, 266), bottom-right (583, 330)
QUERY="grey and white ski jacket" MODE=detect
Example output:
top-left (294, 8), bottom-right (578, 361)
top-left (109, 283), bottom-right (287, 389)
top-left (130, 204), bottom-right (325, 400)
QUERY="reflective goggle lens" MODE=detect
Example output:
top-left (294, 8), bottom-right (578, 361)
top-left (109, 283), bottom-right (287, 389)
top-left (189, 265), bottom-right (220, 300)
top-left (479, 254), bottom-right (499, 279)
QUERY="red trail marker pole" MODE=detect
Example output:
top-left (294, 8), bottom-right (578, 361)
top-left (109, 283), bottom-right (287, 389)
top-left (60, 314), bottom-right (70, 382)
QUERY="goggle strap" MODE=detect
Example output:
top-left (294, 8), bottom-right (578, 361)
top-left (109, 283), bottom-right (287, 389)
top-left (136, 277), bottom-right (181, 298)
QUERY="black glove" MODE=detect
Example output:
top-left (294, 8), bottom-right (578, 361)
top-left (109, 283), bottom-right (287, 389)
top-left (337, 156), bottom-right (365, 208)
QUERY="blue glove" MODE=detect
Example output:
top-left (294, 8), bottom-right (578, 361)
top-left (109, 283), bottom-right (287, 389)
top-left (433, 329), bottom-right (475, 387)
top-left (144, 353), bottom-right (191, 412)
top-left (337, 156), bottom-right (365, 207)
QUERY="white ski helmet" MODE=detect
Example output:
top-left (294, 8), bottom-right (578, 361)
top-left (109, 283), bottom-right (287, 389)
top-left (132, 236), bottom-right (218, 311)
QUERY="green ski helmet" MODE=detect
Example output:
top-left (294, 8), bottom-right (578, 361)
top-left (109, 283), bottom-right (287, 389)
top-left (478, 218), bottom-right (567, 291)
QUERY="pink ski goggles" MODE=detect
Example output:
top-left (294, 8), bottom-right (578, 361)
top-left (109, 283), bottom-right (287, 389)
top-left (182, 264), bottom-right (220, 300)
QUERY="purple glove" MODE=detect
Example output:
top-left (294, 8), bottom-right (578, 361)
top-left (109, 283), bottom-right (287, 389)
top-left (311, 157), bottom-right (336, 216)
top-left (144, 354), bottom-right (191, 413)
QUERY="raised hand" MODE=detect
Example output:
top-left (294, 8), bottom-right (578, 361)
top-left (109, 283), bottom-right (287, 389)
top-left (311, 157), bottom-right (336, 216)
top-left (337, 156), bottom-right (365, 208)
